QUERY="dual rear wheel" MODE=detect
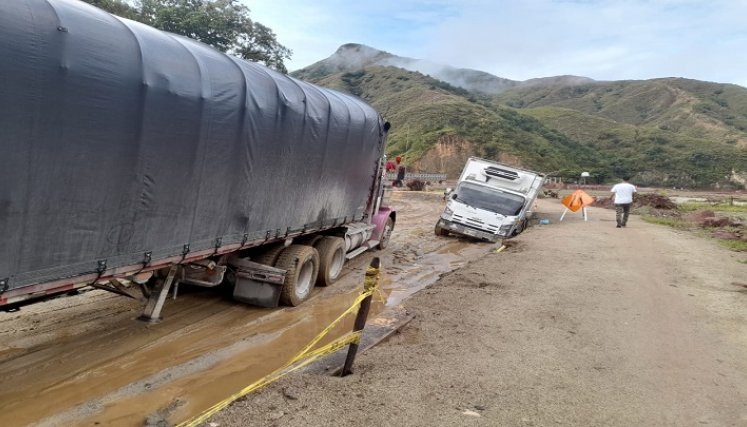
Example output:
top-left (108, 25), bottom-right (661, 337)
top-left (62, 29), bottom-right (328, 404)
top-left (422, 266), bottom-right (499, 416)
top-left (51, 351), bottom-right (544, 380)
top-left (268, 236), bottom-right (347, 306)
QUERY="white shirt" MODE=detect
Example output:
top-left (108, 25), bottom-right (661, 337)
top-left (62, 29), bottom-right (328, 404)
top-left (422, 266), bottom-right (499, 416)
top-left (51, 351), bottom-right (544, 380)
top-left (611, 182), bottom-right (637, 204)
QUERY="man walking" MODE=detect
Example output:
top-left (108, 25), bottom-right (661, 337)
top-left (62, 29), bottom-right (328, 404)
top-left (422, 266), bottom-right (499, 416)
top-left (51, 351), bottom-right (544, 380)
top-left (610, 176), bottom-right (637, 228)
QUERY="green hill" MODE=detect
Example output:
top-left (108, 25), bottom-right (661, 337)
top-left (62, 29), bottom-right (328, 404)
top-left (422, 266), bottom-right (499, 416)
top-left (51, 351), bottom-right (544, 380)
top-left (293, 45), bottom-right (747, 188)
top-left (496, 78), bottom-right (747, 186)
top-left (305, 66), bottom-right (603, 179)
top-left (496, 78), bottom-right (747, 144)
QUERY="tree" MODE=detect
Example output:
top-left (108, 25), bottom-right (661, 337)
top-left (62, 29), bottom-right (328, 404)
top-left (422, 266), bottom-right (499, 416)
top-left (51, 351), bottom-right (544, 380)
top-left (80, 0), bottom-right (291, 72)
top-left (83, 0), bottom-right (140, 19)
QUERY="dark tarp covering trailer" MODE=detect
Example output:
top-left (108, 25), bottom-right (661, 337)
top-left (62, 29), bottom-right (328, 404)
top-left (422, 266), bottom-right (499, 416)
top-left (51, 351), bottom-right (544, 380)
top-left (0, 0), bottom-right (389, 305)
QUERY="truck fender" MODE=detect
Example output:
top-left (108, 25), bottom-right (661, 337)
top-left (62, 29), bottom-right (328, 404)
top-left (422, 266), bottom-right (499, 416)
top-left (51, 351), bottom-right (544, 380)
top-left (370, 208), bottom-right (395, 242)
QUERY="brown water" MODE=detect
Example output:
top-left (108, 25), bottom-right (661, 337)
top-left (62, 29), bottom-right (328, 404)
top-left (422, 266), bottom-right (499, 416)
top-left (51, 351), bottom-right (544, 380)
top-left (0, 192), bottom-right (493, 426)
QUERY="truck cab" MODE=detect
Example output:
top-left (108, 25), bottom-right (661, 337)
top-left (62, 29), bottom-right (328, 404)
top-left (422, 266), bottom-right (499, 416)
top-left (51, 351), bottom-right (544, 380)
top-left (436, 158), bottom-right (545, 242)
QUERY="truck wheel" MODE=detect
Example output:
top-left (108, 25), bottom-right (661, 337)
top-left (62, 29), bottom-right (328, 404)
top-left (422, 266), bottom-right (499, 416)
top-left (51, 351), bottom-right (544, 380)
top-left (377, 217), bottom-right (394, 250)
top-left (252, 244), bottom-right (286, 266)
top-left (512, 219), bottom-right (528, 236)
top-left (314, 236), bottom-right (346, 287)
top-left (276, 245), bottom-right (319, 306)
top-left (435, 222), bottom-right (449, 237)
top-left (295, 234), bottom-right (324, 247)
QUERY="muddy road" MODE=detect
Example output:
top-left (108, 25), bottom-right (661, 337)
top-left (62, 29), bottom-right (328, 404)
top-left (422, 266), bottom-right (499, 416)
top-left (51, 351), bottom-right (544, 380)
top-left (0, 191), bottom-right (491, 427)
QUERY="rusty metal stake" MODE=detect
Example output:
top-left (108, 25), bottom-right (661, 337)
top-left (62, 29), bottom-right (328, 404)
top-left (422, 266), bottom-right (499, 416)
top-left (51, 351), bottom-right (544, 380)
top-left (341, 257), bottom-right (380, 376)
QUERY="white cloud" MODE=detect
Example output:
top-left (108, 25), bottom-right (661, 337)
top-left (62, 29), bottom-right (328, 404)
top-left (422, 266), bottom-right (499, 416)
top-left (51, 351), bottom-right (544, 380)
top-left (245, 0), bottom-right (747, 87)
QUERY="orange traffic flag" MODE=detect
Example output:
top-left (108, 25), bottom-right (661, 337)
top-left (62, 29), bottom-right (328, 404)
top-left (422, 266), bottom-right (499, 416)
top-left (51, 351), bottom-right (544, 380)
top-left (561, 190), bottom-right (594, 212)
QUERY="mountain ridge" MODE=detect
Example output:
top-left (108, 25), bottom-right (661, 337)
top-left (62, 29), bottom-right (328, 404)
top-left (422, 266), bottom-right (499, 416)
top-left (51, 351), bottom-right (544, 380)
top-left (294, 43), bottom-right (594, 96)
top-left (292, 44), bottom-right (747, 188)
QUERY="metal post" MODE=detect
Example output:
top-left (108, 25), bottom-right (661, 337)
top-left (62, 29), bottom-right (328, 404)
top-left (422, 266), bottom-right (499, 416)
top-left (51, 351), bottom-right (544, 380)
top-left (341, 257), bottom-right (380, 376)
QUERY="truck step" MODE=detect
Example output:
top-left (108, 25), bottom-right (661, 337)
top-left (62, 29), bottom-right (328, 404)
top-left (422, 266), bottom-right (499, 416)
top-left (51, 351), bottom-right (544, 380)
top-left (345, 246), bottom-right (369, 260)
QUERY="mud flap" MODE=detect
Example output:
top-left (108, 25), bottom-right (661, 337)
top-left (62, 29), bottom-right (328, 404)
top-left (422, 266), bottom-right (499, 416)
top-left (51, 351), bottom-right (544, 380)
top-left (230, 258), bottom-right (287, 308)
top-left (233, 275), bottom-right (283, 308)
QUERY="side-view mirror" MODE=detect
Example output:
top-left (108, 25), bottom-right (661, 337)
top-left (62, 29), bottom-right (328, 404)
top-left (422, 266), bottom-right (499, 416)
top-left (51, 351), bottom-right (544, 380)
top-left (451, 193), bottom-right (458, 200)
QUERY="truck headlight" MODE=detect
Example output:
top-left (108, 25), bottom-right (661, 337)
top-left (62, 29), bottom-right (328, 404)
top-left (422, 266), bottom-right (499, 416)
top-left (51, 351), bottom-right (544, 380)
top-left (442, 205), bottom-right (453, 219)
top-left (498, 223), bottom-right (513, 236)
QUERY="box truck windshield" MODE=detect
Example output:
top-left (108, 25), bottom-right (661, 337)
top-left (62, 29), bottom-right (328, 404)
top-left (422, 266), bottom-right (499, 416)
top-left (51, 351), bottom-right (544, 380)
top-left (455, 182), bottom-right (525, 216)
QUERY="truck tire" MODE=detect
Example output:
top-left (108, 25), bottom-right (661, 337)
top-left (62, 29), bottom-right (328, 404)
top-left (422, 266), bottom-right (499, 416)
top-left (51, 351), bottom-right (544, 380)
top-left (295, 234), bottom-right (324, 247)
top-left (314, 236), bottom-right (346, 287)
top-left (435, 222), bottom-right (449, 237)
top-left (377, 217), bottom-right (394, 250)
top-left (276, 245), bottom-right (319, 306)
top-left (252, 244), bottom-right (286, 266)
top-left (512, 219), bottom-right (527, 236)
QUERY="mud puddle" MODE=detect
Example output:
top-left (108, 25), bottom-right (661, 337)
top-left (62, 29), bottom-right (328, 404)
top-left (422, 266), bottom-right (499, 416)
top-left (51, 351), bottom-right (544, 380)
top-left (0, 191), bottom-right (493, 426)
top-left (385, 240), bottom-right (490, 306)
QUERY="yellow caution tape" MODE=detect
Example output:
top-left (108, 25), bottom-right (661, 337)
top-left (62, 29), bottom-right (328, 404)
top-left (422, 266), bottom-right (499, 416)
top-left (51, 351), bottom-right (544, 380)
top-left (287, 288), bottom-right (372, 366)
top-left (179, 264), bottom-right (381, 427)
top-left (373, 287), bottom-right (388, 305)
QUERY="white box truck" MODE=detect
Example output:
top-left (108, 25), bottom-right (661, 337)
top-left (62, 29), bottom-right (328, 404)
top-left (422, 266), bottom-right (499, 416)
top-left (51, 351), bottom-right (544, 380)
top-left (435, 158), bottom-right (545, 242)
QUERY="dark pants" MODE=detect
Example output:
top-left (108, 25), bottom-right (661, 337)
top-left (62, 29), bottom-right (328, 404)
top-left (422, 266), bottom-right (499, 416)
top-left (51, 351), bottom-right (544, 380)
top-left (615, 203), bottom-right (632, 226)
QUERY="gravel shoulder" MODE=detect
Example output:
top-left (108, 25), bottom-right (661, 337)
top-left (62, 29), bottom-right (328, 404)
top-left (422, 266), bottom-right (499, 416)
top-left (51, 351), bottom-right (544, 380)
top-left (210, 199), bottom-right (747, 427)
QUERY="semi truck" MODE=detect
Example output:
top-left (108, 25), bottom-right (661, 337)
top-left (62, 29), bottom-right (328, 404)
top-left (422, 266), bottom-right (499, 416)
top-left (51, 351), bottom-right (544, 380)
top-left (0, 0), bottom-right (396, 319)
top-left (436, 158), bottom-right (544, 242)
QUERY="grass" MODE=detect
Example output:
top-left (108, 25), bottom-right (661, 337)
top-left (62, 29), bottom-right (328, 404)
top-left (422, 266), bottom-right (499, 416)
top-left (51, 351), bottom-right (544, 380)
top-left (677, 202), bottom-right (747, 213)
top-left (641, 215), bottom-right (691, 229)
top-left (718, 240), bottom-right (747, 251)
top-left (643, 212), bottom-right (747, 253)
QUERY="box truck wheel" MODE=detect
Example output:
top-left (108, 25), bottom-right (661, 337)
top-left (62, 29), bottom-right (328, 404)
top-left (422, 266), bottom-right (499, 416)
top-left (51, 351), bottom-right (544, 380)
top-left (315, 236), bottom-right (346, 287)
top-left (277, 245), bottom-right (320, 306)
top-left (435, 221), bottom-right (449, 237)
top-left (377, 217), bottom-right (394, 250)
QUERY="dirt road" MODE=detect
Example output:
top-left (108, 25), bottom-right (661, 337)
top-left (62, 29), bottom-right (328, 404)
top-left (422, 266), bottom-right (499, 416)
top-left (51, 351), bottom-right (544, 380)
top-left (211, 198), bottom-right (747, 426)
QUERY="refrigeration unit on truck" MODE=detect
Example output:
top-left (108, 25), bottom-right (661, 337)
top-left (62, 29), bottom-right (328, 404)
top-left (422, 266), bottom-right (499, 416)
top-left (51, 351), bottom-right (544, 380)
top-left (0, 0), bottom-right (396, 320)
top-left (435, 158), bottom-right (545, 242)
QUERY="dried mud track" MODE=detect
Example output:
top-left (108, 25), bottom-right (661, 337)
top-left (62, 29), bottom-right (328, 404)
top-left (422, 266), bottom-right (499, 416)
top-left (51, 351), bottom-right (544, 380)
top-left (0, 191), bottom-right (490, 427)
top-left (211, 199), bottom-right (747, 427)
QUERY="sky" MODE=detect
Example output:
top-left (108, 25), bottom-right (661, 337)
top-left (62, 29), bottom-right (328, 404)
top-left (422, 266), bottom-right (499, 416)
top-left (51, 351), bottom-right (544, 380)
top-left (245, 0), bottom-right (747, 87)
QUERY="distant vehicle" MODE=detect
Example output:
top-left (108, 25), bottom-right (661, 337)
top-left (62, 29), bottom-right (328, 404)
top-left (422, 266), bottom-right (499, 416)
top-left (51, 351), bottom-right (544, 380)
top-left (435, 158), bottom-right (545, 242)
top-left (0, 0), bottom-right (395, 319)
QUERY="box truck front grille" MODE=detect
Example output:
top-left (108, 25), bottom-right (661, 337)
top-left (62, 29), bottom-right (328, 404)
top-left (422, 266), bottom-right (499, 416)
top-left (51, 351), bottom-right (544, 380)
top-left (484, 166), bottom-right (519, 180)
top-left (453, 214), bottom-right (497, 232)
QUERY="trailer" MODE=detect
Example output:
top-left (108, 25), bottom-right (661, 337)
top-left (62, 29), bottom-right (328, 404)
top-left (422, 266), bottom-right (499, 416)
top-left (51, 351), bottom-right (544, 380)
top-left (436, 158), bottom-right (544, 242)
top-left (0, 0), bottom-right (396, 319)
